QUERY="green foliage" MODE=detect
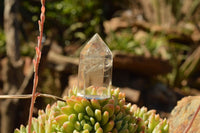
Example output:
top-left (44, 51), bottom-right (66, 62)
top-left (20, 43), bottom-right (35, 57)
top-left (46, 0), bottom-right (103, 41)
top-left (106, 30), bottom-right (171, 60)
top-left (20, 0), bottom-right (105, 44)
top-left (15, 87), bottom-right (169, 133)
top-left (0, 29), bottom-right (6, 57)
top-left (106, 27), bottom-right (198, 89)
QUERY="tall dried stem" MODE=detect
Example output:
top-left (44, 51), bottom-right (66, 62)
top-left (27, 0), bottom-right (45, 133)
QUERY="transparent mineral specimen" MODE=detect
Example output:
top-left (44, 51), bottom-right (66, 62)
top-left (78, 33), bottom-right (113, 99)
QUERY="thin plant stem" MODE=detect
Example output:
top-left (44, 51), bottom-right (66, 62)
top-left (28, 0), bottom-right (45, 133)
top-left (183, 104), bottom-right (200, 133)
top-left (0, 93), bottom-right (65, 102)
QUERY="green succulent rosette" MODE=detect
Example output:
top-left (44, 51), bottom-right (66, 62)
top-left (15, 88), bottom-right (169, 133)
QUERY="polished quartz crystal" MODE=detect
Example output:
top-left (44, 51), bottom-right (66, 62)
top-left (78, 33), bottom-right (113, 99)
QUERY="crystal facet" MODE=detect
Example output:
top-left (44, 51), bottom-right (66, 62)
top-left (78, 33), bottom-right (113, 99)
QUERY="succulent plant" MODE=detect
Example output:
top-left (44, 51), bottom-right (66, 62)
top-left (15, 88), bottom-right (169, 133)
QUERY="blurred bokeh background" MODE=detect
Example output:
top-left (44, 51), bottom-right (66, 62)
top-left (0, 0), bottom-right (200, 132)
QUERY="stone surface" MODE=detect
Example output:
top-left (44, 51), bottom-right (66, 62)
top-left (169, 96), bottom-right (200, 133)
top-left (103, 17), bottom-right (129, 33)
top-left (120, 87), bottom-right (140, 103)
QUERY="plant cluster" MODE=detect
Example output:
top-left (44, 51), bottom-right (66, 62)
top-left (106, 30), bottom-right (171, 60)
top-left (15, 88), bottom-right (169, 133)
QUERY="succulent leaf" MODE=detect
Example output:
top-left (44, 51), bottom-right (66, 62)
top-left (101, 111), bottom-right (109, 125)
top-left (102, 104), bottom-right (114, 118)
top-left (95, 127), bottom-right (103, 133)
top-left (91, 99), bottom-right (101, 109)
top-left (94, 109), bottom-right (102, 122)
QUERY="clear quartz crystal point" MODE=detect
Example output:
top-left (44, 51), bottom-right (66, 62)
top-left (78, 33), bottom-right (113, 99)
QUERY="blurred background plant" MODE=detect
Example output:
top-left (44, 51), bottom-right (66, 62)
top-left (0, 29), bottom-right (6, 58)
top-left (19, 0), bottom-right (128, 46)
top-left (0, 0), bottom-right (200, 132)
top-left (106, 30), bottom-right (171, 60)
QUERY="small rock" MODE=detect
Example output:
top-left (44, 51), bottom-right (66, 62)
top-left (103, 17), bottom-right (129, 33)
top-left (134, 31), bottom-right (148, 42)
top-left (120, 87), bottom-right (140, 103)
top-left (51, 41), bottom-right (63, 54)
top-left (170, 96), bottom-right (200, 133)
